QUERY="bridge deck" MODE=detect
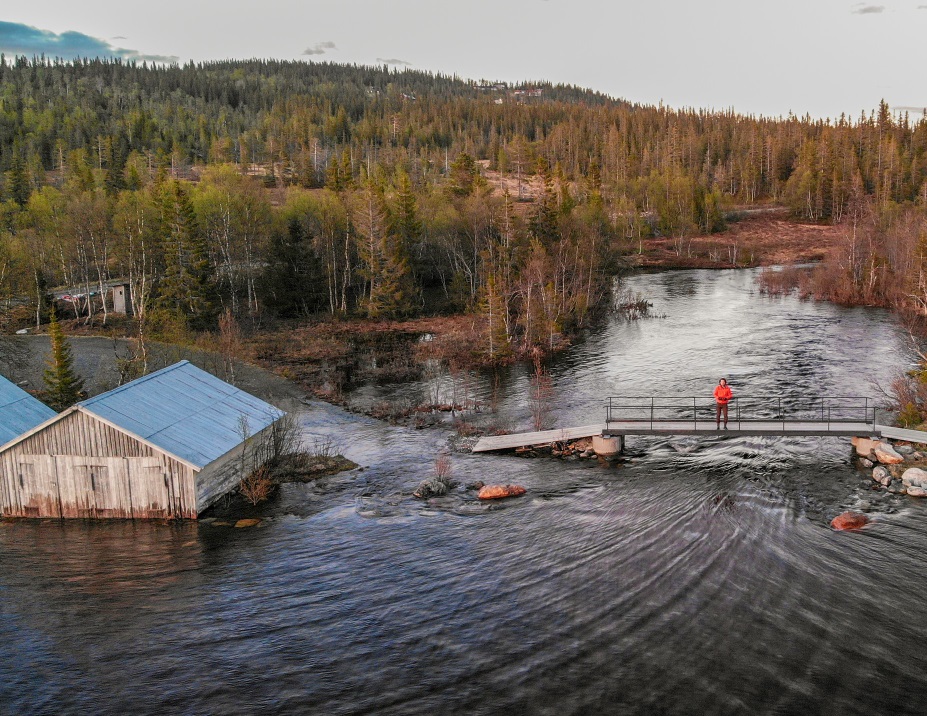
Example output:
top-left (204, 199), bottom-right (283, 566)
top-left (472, 421), bottom-right (889, 453)
top-left (472, 424), bottom-right (606, 453)
top-left (875, 425), bottom-right (927, 443)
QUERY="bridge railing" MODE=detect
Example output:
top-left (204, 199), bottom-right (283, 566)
top-left (605, 396), bottom-right (876, 431)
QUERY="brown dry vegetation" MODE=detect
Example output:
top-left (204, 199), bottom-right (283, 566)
top-left (631, 212), bottom-right (844, 269)
top-left (246, 314), bottom-right (498, 399)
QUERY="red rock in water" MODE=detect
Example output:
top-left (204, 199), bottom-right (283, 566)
top-left (831, 512), bottom-right (869, 531)
top-left (478, 484), bottom-right (527, 500)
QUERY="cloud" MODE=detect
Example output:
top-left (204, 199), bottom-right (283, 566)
top-left (376, 57), bottom-right (412, 66)
top-left (303, 41), bottom-right (337, 56)
top-left (0, 21), bottom-right (177, 62)
top-left (852, 4), bottom-right (885, 14)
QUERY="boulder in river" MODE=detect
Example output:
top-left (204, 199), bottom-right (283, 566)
top-left (831, 512), bottom-right (869, 531)
top-left (907, 486), bottom-right (927, 498)
top-left (414, 475), bottom-right (452, 499)
top-left (902, 468), bottom-right (927, 490)
top-left (895, 444), bottom-right (914, 455)
top-left (859, 458), bottom-right (874, 469)
top-left (888, 479), bottom-right (907, 494)
top-left (478, 484), bottom-right (527, 500)
top-left (872, 466), bottom-right (892, 486)
top-left (873, 442), bottom-right (905, 465)
top-left (852, 437), bottom-right (879, 459)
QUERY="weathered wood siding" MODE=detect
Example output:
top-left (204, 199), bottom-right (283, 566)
top-left (0, 410), bottom-right (197, 519)
top-left (196, 422), bottom-right (278, 513)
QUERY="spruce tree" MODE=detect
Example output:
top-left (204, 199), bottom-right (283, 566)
top-left (529, 161), bottom-right (560, 247)
top-left (6, 153), bottom-right (30, 207)
top-left (156, 180), bottom-right (214, 327)
top-left (43, 312), bottom-right (86, 410)
top-left (260, 217), bottom-right (323, 317)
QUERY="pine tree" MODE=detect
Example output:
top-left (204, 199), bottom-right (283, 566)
top-left (390, 170), bottom-right (422, 243)
top-left (156, 180), bottom-right (214, 327)
top-left (481, 274), bottom-right (512, 361)
top-left (449, 152), bottom-right (478, 195)
top-left (354, 185), bottom-right (418, 318)
top-left (260, 217), bottom-right (323, 317)
top-left (530, 161), bottom-right (560, 246)
top-left (43, 312), bottom-right (86, 410)
top-left (6, 153), bottom-right (30, 207)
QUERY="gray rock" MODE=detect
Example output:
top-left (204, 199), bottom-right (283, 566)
top-left (901, 467), bottom-right (927, 489)
top-left (414, 475), bottom-right (452, 499)
top-left (888, 479), bottom-right (906, 494)
top-left (907, 485), bottom-right (927, 498)
top-left (896, 444), bottom-right (915, 454)
top-left (872, 466), bottom-right (891, 485)
top-left (860, 458), bottom-right (875, 469)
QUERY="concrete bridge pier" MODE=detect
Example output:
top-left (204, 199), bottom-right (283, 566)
top-left (593, 434), bottom-right (624, 456)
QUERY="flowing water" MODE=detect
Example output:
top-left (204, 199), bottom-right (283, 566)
top-left (3, 268), bottom-right (927, 715)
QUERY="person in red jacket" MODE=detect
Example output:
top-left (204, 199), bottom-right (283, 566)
top-left (714, 378), bottom-right (733, 429)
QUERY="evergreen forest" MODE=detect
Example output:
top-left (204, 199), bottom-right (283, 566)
top-left (1, 56), bottom-right (927, 362)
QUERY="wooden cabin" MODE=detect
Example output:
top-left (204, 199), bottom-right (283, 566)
top-left (0, 375), bottom-right (57, 448)
top-left (0, 361), bottom-right (284, 520)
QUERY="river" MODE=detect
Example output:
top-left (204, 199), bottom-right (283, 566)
top-left (2, 268), bottom-right (926, 715)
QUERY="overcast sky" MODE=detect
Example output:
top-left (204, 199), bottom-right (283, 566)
top-left (1, 1), bottom-right (925, 119)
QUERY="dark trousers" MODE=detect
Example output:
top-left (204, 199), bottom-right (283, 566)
top-left (716, 403), bottom-right (729, 426)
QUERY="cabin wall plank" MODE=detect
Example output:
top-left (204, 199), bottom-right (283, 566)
top-left (0, 411), bottom-right (198, 519)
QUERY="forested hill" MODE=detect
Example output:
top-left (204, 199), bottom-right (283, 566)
top-left (1, 56), bottom-right (926, 219)
top-left (1, 57), bottom-right (927, 362)
top-left (0, 56), bottom-right (618, 170)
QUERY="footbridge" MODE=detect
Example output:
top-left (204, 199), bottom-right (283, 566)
top-left (472, 396), bottom-right (921, 453)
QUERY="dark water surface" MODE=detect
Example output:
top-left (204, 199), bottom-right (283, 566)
top-left (3, 269), bottom-right (927, 715)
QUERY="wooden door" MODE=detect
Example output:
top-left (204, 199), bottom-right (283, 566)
top-left (82, 458), bottom-right (132, 518)
top-left (9, 456), bottom-right (60, 518)
top-left (125, 457), bottom-right (173, 519)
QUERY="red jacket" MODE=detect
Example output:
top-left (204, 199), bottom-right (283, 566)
top-left (714, 385), bottom-right (733, 404)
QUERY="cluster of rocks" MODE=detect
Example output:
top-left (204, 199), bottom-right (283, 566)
top-left (518, 436), bottom-right (622, 462)
top-left (413, 476), bottom-right (527, 501)
top-left (852, 437), bottom-right (927, 497)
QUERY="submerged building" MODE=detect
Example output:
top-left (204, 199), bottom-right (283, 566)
top-left (0, 361), bottom-right (284, 520)
top-left (0, 375), bottom-right (57, 448)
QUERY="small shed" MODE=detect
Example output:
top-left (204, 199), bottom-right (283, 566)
top-left (111, 283), bottom-right (131, 315)
top-left (0, 375), bottom-right (57, 447)
top-left (0, 361), bottom-right (285, 520)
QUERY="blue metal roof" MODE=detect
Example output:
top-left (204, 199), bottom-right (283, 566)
top-left (0, 375), bottom-right (57, 446)
top-left (80, 361), bottom-right (285, 468)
